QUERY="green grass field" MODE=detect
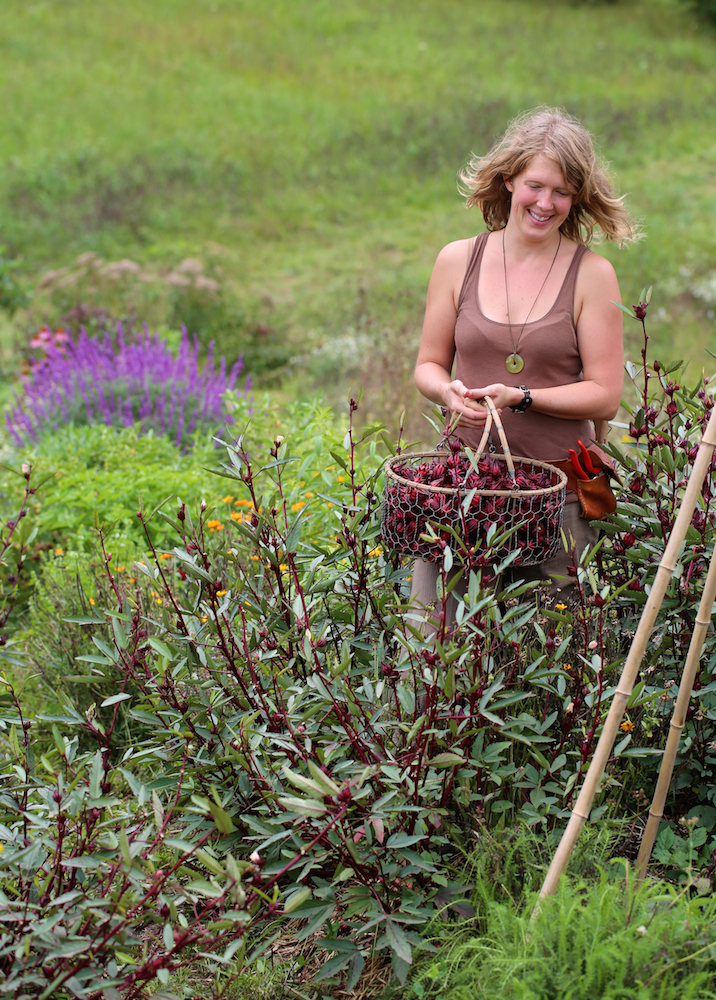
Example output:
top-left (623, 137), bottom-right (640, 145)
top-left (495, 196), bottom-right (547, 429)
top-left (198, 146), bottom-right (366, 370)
top-left (1, 0), bottom-right (716, 434)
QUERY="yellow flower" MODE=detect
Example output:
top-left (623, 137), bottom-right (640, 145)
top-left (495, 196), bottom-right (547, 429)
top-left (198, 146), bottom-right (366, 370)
top-left (201, 616), bottom-right (208, 623)
top-left (621, 720), bottom-right (635, 733)
top-left (221, 495), bottom-right (234, 503)
top-left (89, 598), bottom-right (95, 606)
top-left (279, 564), bottom-right (288, 571)
top-left (305, 491), bottom-right (313, 498)
top-left (250, 555), bottom-right (259, 561)
top-left (54, 546), bottom-right (64, 555)
top-left (291, 501), bottom-right (306, 511)
top-left (337, 475), bottom-right (345, 482)
top-left (555, 603), bottom-right (567, 610)
top-left (368, 547), bottom-right (383, 557)
top-left (216, 590), bottom-right (227, 597)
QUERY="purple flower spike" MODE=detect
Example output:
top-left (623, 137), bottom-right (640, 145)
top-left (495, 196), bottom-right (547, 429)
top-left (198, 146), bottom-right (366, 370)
top-left (8, 326), bottom-right (247, 450)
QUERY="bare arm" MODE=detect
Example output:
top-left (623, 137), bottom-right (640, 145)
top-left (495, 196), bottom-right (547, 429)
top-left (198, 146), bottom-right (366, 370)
top-left (414, 239), bottom-right (491, 431)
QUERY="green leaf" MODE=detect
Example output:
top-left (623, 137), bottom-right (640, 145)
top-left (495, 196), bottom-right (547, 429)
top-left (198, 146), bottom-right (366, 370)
top-left (283, 886), bottom-right (312, 913)
top-left (385, 917), bottom-right (412, 965)
top-left (277, 795), bottom-right (327, 817)
top-left (89, 750), bottom-right (103, 798)
top-left (428, 752), bottom-right (465, 768)
top-left (100, 692), bottom-right (132, 707)
top-left (208, 801), bottom-right (235, 835)
top-left (386, 833), bottom-right (426, 848)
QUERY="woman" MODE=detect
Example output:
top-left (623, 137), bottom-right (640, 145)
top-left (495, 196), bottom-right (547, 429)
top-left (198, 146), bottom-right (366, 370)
top-left (412, 106), bottom-right (642, 613)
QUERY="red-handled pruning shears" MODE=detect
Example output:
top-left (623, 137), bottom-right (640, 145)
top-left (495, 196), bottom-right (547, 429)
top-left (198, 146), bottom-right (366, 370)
top-left (577, 440), bottom-right (599, 477)
top-left (568, 448), bottom-right (590, 481)
top-left (569, 440), bottom-right (600, 481)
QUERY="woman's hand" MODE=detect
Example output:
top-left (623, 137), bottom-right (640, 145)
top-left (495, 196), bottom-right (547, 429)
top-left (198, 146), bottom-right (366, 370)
top-left (442, 380), bottom-right (493, 430)
top-left (464, 383), bottom-right (519, 411)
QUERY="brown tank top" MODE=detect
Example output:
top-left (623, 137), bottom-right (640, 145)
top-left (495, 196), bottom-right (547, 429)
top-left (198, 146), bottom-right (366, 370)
top-left (454, 231), bottom-right (593, 464)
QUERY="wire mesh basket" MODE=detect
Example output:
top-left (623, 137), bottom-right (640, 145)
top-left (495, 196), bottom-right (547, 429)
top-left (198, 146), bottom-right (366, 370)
top-left (381, 397), bottom-right (568, 566)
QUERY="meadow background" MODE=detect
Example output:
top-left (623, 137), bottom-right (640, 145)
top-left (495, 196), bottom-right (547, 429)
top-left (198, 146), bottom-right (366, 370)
top-left (0, 0), bottom-right (715, 437)
top-left (3, 1), bottom-right (716, 998)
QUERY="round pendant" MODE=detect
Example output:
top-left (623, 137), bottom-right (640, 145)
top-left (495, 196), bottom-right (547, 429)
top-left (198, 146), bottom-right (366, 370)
top-left (506, 353), bottom-right (524, 374)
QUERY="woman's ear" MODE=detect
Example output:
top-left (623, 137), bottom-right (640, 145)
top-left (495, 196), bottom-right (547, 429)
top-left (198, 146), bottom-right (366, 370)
top-left (503, 174), bottom-right (513, 193)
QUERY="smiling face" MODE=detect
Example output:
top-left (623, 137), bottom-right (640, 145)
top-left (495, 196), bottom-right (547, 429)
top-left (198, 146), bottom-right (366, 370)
top-left (504, 153), bottom-right (575, 243)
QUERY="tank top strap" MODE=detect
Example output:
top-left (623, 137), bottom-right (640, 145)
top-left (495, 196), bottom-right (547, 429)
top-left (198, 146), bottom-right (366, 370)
top-left (555, 242), bottom-right (591, 320)
top-left (457, 232), bottom-right (489, 314)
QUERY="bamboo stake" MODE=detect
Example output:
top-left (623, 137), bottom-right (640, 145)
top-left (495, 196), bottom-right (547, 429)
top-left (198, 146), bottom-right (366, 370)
top-left (539, 405), bottom-right (716, 899)
top-left (635, 539), bottom-right (716, 879)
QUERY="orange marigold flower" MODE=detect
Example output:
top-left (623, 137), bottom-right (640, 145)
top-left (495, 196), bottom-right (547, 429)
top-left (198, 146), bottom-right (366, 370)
top-left (221, 495), bottom-right (234, 503)
top-left (89, 598), bottom-right (95, 605)
top-left (291, 501), bottom-right (306, 511)
top-left (230, 511), bottom-right (243, 521)
top-left (234, 499), bottom-right (254, 508)
top-left (160, 553), bottom-right (173, 560)
top-left (117, 565), bottom-right (125, 572)
top-left (207, 520), bottom-right (224, 531)
top-left (54, 546), bottom-right (64, 555)
top-left (621, 720), bottom-right (635, 733)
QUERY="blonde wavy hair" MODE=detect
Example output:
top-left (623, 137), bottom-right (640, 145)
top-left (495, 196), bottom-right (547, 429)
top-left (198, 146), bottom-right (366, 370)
top-left (458, 106), bottom-right (642, 246)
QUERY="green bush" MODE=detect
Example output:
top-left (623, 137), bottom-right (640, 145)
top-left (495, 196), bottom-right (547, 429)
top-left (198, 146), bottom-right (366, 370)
top-left (684, 0), bottom-right (716, 26)
top-left (411, 863), bottom-right (716, 999)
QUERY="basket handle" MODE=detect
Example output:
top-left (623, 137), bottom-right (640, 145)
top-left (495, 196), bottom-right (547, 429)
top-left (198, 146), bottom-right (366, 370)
top-left (472, 396), bottom-right (515, 475)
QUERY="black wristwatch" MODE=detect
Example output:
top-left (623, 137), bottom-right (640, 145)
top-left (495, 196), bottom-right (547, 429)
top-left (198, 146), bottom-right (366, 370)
top-left (509, 385), bottom-right (532, 414)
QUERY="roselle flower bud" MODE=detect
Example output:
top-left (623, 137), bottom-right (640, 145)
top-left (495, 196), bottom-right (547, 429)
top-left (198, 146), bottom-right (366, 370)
top-left (593, 594), bottom-right (606, 608)
top-left (633, 302), bottom-right (648, 320)
top-left (665, 401), bottom-right (678, 417)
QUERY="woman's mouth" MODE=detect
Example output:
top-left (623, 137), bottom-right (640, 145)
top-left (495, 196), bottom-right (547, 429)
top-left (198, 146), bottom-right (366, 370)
top-left (528, 209), bottom-right (552, 223)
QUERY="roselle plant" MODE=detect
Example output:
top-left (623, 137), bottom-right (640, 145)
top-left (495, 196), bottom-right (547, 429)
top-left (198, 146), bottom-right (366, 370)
top-left (593, 289), bottom-right (716, 850)
top-left (6, 325), bottom-right (247, 450)
top-left (0, 396), bottom-right (630, 997)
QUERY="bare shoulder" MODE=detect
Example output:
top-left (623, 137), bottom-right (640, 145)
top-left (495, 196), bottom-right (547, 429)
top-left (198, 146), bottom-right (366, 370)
top-left (576, 247), bottom-right (620, 295)
top-left (432, 236), bottom-right (475, 273)
top-left (428, 237), bottom-right (477, 301)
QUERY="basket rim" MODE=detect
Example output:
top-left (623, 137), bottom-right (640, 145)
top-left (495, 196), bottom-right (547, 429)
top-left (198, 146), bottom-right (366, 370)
top-left (384, 450), bottom-right (568, 499)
